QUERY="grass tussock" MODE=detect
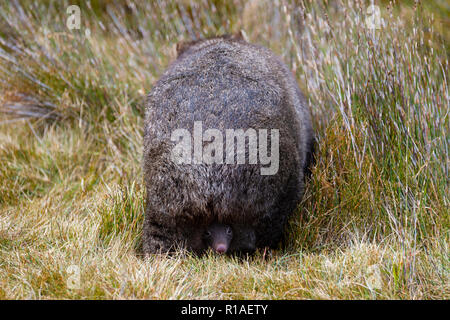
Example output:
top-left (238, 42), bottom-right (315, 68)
top-left (0, 0), bottom-right (448, 299)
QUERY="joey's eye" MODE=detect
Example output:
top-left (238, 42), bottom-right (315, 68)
top-left (226, 227), bottom-right (232, 235)
top-left (204, 231), bottom-right (211, 238)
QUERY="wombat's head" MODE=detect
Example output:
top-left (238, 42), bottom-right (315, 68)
top-left (203, 223), bottom-right (233, 254)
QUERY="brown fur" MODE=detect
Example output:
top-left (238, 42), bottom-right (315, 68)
top-left (143, 36), bottom-right (314, 255)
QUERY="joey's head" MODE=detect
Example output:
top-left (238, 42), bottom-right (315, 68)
top-left (203, 223), bottom-right (233, 254)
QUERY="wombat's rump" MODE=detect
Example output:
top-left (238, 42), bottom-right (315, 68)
top-left (143, 34), bottom-right (314, 255)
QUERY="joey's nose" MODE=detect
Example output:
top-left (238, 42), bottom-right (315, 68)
top-left (215, 244), bottom-right (227, 254)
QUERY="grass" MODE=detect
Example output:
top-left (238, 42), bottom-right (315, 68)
top-left (0, 0), bottom-right (448, 299)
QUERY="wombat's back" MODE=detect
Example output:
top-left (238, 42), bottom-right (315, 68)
top-left (143, 36), bottom-right (314, 253)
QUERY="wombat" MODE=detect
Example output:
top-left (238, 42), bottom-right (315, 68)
top-left (143, 34), bottom-right (314, 255)
top-left (203, 223), bottom-right (233, 254)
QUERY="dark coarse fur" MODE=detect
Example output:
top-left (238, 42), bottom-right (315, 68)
top-left (143, 34), bottom-right (314, 255)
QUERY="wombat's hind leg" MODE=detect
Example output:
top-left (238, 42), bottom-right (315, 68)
top-left (142, 217), bottom-right (175, 255)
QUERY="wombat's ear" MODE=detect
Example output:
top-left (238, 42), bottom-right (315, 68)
top-left (176, 40), bottom-right (192, 56)
top-left (233, 30), bottom-right (248, 42)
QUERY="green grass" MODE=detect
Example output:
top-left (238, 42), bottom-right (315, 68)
top-left (0, 0), bottom-right (448, 299)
